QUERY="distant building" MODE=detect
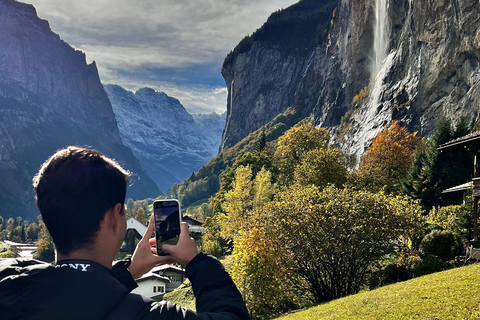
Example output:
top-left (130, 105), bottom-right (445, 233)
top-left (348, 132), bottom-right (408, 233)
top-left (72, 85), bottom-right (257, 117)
top-left (126, 217), bottom-right (147, 235)
top-left (133, 264), bottom-right (186, 300)
top-left (4, 240), bottom-right (36, 259)
top-left (132, 272), bottom-right (170, 300)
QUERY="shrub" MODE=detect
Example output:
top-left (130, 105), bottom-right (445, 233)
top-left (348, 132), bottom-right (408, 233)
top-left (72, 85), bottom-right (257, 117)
top-left (413, 254), bottom-right (446, 276)
top-left (419, 230), bottom-right (459, 262)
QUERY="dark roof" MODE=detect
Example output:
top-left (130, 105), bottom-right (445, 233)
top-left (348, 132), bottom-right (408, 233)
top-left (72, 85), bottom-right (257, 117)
top-left (438, 131), bottom-right (480, 150)
top-left (182, 216), bottom-right (203, 226)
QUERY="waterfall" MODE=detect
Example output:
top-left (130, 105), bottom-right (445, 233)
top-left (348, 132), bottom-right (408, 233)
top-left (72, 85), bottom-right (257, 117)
top-left (372, 0), bottom-right (389, 81)
top-left (369, 0), bottom-right (390, 106)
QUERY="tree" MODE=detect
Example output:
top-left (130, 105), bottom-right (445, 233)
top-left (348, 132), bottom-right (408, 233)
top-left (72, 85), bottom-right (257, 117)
top-left (126, 198), bottom-right (134, 215)
top-left (294, 147), bottom-right (347, 189)
top-left (403, 118), bottom-right (473, 209)
top-left (268, 184), bottom-right (424, 304)
top-left (26, 221), bottom-right (40, 241)
top-left (219, 152), bottom-right (275, 197)
top-left (35, 221), bottom-right (55, 263)
top-left (255, 129), bottom-right (267, 153)
top-left (135, 208), bottom-right (148, 226)
top-left (222, 167), bottom-right (286, 318)
top-left (219, 166), bottom-right (254, 241)
top-left (273, 122), bottom-right (330, 185)
top-left (357, 121), bottom-right (422, 193)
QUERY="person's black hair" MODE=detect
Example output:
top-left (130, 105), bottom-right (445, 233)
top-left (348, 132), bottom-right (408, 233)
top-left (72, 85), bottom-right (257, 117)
top-left (33, 146), bottom-right (130, 255)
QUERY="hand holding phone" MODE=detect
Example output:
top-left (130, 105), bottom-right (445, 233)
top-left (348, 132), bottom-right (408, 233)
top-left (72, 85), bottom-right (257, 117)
top-left (161, 222), bottom-right (199, 265)
top-left (153, 199), bottom-right (182, 256)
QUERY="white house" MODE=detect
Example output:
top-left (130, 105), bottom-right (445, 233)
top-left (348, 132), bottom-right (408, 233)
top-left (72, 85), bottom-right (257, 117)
top-left (132, 272), bottom-right (170, 300)
top-left (126, 217), bottom-right (147, 235)
top-left (151, 264), bottom-right (186, 292)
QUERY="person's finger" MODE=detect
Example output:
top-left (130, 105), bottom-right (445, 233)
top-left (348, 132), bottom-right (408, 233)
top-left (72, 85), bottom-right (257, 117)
top-left (143, 214), bottom-right (155, 238)
top-left (149, 238), bottom-right (156, 246)
top-left (179, 222), bottom-right (190, 239)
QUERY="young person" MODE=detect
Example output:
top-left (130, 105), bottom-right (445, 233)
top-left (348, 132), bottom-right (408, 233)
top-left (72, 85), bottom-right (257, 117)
top-left (0, 146), bottom-right (249, 320)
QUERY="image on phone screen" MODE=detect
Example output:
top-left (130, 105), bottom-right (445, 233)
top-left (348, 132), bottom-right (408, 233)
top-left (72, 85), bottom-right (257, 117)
top-left (153, 200), bottom-right (181, 256)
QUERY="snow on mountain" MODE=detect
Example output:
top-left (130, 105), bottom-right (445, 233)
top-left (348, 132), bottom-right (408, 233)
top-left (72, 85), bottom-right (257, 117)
top-left (104, 84), bottom-right (226, 193)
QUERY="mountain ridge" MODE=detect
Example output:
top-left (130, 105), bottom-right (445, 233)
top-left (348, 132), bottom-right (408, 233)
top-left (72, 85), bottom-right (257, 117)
top-left (0, 0), bottom-right (160, 219)
top-left (105, 84), bottom-right (226, 194)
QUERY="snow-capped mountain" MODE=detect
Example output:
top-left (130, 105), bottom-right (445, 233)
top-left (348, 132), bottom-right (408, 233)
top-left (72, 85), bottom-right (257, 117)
top-left (0, 0), bottom-right (160, 219)
top-left (104, 85), bottom-right (226, 193)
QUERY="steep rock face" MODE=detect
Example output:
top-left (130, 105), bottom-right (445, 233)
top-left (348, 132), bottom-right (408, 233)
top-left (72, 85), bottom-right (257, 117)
top-left (104, 85), bottom-right (226, 193)
top-left (0, 0), bottom-right (160, 219)
top-left (220, 0), bottom-right (480, 161)
top-left (220, 0), bottom-right (338, 150)
top-left (335, 0), bottom-right (480, 159)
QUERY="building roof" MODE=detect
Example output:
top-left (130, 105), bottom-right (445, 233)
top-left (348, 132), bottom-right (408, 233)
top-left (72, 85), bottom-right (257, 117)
top-left (182, 216), bottom-right (203, 226)
top-left (136, 272), bottom-right (170, 283)
top-left (438, 131), bottom-right (480, 150)
top-left (151, 264), bottom-right (185, 274)
top-left (127, 217), bottom-right (147, 235)
top-left (442, 181), bottom-right (473, 194)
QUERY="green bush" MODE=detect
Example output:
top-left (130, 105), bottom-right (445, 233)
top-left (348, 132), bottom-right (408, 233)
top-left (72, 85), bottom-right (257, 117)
top-left (413, 254), bottom-right (446, 276)
top-left (419, 230), bottom-right (459, 262)
top-left (369, 255), bottom-right (422, 289)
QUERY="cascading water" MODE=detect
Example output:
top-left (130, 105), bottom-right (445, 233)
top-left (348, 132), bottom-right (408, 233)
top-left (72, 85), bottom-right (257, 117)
top-left (350, 0), bottom-right (393, 161)
top-left (372, 0), bottom-right (389, 80)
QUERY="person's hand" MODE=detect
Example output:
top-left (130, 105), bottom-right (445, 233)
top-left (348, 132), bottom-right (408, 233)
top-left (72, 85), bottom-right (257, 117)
top-left (128, 214), bottom-right (176, 279)
top-left (162, 222), bottom-right (199, 266)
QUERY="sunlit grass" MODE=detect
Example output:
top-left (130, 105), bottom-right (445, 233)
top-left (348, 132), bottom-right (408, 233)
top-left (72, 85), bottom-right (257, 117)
top-left (278, 263), bottom-right (480, 319)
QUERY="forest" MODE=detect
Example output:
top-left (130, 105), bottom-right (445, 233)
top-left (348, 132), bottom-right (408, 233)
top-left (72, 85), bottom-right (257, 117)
top-left (193, 117), bottom-right (476, 319)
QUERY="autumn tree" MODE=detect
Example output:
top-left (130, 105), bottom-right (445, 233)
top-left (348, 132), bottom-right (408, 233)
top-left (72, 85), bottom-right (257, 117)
top-left (35, 220), bottom-right (55, 263)
top-left (294, 147), bottom-right (347, 189)
top-left (219, 166), bottom-right (288, 317)
top-left (356, 121), bottom-right (422, 193)
top-left (135, 207), bottom-right (148, 225)
top-left (273, 122), bottom-right (330, 185)
top-left (268, 184), bottom-right (424, 304)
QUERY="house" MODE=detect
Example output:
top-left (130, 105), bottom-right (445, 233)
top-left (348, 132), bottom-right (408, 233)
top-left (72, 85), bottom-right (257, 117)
top-left (133, 264), bottom-right (185, 300)
top-left (182, 216), bottom-right (205, 242)
top-left (126, 217), bottom-right (147, 235)
top-left (132, 272), bottom-right (170, 300)
top-left (149, 264), bottom-right (186, 293)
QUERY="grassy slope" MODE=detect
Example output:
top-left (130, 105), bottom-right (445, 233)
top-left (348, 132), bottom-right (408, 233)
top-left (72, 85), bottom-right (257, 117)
top-left (163, 279), bottom-right (196, 311)
top-left (278, 263), bottom-right (480, 319)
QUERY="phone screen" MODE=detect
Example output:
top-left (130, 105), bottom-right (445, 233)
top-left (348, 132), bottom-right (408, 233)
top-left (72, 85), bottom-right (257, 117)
top-left (153, 199), bottom-right (181, 256)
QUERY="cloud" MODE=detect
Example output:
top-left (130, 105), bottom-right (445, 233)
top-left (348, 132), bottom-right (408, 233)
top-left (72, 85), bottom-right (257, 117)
top-left (24, 0), bottom-right (299, 112)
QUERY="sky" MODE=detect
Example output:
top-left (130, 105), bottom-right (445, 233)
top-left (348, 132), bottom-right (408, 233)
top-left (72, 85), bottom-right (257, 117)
top-left (23, 0), bottom-right (299, 114)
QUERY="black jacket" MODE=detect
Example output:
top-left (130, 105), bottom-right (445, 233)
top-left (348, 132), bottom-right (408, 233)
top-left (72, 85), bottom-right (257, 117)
top-left (0, 253), bottom-right (250, 320)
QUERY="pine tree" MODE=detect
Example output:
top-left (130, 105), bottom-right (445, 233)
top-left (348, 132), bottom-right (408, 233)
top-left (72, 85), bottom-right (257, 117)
top-left (403, 118), bottom-right (473, 209)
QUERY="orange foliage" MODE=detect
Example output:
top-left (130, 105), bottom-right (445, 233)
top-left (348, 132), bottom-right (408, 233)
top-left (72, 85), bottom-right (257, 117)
top-left (357, 121), bottom-right (422, 192)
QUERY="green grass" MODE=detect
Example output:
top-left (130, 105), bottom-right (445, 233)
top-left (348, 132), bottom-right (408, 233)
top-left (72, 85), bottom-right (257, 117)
top-left (278, 263), bottom-right (480, 319)
top-left (163, 280), bottom-right (196, 311)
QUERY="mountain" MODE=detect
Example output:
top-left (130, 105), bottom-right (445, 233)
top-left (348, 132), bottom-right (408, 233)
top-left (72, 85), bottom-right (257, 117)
top-left (104, 85), bottom-right (226, 193)
top-left (0, 0), bottom-right (160, 219)
top-left (220, 0), bottom-right (480, 162)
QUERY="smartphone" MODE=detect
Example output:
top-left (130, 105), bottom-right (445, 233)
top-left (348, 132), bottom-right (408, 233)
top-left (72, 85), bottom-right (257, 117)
top-left (153, 199), bottom-right (182, 256)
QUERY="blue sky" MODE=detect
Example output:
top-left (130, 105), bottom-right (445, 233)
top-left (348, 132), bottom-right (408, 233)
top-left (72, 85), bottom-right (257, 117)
top-left (23, 0), bottom-right (299, 114)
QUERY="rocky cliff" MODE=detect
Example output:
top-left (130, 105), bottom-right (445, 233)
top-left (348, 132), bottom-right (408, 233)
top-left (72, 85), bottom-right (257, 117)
top-left (220, 0), bottom-right (480, 162)
top-left (104, 85), bottom-right (226, 193)
top-left (0, 0), bottom-right (160, 219)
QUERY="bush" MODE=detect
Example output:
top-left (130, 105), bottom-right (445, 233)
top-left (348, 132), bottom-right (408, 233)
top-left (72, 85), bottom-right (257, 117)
top-left (413, 254), bottom-right (446, 276)
top-left (419, 230), bottom-right (459, 262)
top-left (369, 255), bottom-right (422, 289)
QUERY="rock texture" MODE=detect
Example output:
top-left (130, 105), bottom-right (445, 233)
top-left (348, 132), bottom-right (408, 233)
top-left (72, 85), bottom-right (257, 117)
top-left (220, 0), bottom-right (480, 162)
top-left (0, 0), bottom-right (160, 219)
top-left (104, 85), bottom-right (226, 193)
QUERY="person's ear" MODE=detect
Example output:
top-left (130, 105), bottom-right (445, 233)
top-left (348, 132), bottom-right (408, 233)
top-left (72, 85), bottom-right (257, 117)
top-left (106, 203), bottom-right (122, 233)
